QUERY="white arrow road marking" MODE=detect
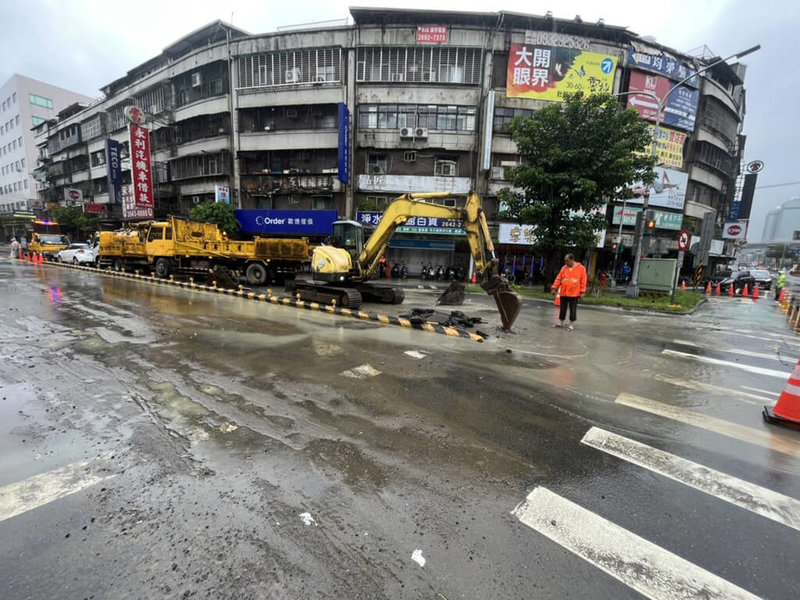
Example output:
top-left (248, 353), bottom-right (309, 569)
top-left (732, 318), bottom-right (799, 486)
top-left (582, 427), bottom-right (800, 532)
top-left (662, 349), bottom-right (788, 378)
top-left (670, 340), bottom-right (795, 363)
top-left (513, 487), bottom-right (762, 600)
top-left (0, 458), bottom-right (115, 523)
top-left (615, 393), bottom-right (800, 457)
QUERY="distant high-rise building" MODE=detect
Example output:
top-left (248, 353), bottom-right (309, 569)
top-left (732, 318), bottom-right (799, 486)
top-left (0, 74), bottom-right (95, 219)
top-left (763, 196), bottom-right (800, 242)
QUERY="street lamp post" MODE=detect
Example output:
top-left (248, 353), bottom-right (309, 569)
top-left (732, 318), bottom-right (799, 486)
top-left (622, 45), bottom-right (760, 298)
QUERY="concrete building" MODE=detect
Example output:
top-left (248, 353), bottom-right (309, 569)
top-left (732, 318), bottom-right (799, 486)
top-left (31, 9), bottom-right (752, 273)
top-left (0, 74), bottom-right (94, 234)
top-left (762, 197), bottom-right (800, 242)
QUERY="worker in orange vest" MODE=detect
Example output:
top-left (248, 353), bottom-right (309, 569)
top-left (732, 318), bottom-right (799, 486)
top-left (551, 253), bottom-right (587, 331)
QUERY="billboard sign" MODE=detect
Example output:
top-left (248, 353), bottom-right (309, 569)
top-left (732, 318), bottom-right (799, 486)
top-left (612, 206), bottom-right (683, 230)
top-left (722, 221), bottom-right (748, 239)
top-left (215, 185), bottom-right (230, 204)
top-left (627, 71), bottom-right (698, 132)
top-left (417, 26), bottom-right (448, 44)
top-left (626, 166), bottom-right (688, 210)
top-left (625, 47), bottom-right (699, 87)
top-left (121, 184), bottom-right (154, 220)
top-left (63, 188), bottom-right (83, 203)
top-left (128, 124), bottom-right (153, 208)
top-left (105, 139), bottom-right (122, 204)
top-left (82, 203), bottom-right (108, 216)
top-left (507, 43), bottom-right (616, 100)
top-left (337, 103), bottom-right (350, 184)
top-left (647, 124), bottom-right (687, 169)
top-left (235, 209), bottom-right (338, 236)
top-left (357, 211), bottom-right (464, 235)
top-left (499, 222), bottom-right (537, 245)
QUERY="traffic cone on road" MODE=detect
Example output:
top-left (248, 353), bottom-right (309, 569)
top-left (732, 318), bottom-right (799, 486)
top-left (779, 288), bottom-right (786, 304)
top-left (742, 284), bottom-right (749, 297)
top-left (752, 284), bottom-right (760, 300)
top-left (681, 281), bottom-right (686, 291)
top-left (764, 357), bottom-right (800, 429)
top-left (471, 271), bottom-right (477, 284)
top-left (728, 283), bottom-right (734, 297)
top-left (715, 282), bottom-right (721, 296)
top-left (705, 282), bottom-right (711, 295)
top-left (38, 252), bottom-right (44, 263)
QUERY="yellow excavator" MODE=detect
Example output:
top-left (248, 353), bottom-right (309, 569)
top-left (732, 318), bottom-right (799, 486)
top-left (285, 191), bottom-right (523, 331)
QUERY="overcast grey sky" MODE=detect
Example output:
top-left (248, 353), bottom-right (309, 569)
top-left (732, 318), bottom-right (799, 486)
top-left (3, 0), bottom-right (796, 241)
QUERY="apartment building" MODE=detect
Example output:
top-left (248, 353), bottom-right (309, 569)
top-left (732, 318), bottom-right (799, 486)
top-left (0, 74), bottom-right (94, 237)
top-left (31, 9), bottom-right (750, 272)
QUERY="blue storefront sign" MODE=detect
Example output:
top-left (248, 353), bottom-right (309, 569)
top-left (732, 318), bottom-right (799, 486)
top-left (105, 139), bottom-right (122, 204)
top-left (356, 211), bottom-right (464, 235)
top-left (337, 103), bottom-right (350, 184)
top-left (235, 210), bottom-right (338, 235)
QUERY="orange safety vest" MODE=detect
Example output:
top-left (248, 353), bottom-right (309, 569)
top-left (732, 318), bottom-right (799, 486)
top-left (552, 263), bottom-right (587, 297)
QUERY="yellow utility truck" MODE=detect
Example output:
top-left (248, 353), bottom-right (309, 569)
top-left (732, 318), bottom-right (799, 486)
top-left (98, 216), bottom-right (312, 286)
top-left (28, 220), bottom-right (69, 259)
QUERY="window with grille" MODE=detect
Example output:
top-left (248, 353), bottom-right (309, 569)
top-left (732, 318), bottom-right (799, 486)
top-left (80, 116), bottom-right (104, 141)
top-left (237, 48), bottom-right (343, 89)
top-left (434, 157), bottom-right (458, 177)
top-left (367, 154), bottom-right (389, 175)
top-left (358, 104), bottom-right (476, 131)
top-left (355, 47), bottom-right (482, 84)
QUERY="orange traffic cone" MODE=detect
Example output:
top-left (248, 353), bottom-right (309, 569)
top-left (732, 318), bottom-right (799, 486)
top-left (752, 284), bottom-right (760, 300)
top-left (715, 282), bottom-right (721, 296)
top-left (742, 283), bottom-right (749, 297)
top-left (728, 283), bottom-right (734, 297)
top-left (779, 288), bottom-right (786, 305)
top-left (681, 281), bottom-right (686, 291)
top-left (705, 282), bottom-right (711, 295)
top-left (17, 249), bottom-right (22, 260)
top-left (764, 357), bottom-right (800, 429)
top-left (471, 271), bottom-right (477, 284)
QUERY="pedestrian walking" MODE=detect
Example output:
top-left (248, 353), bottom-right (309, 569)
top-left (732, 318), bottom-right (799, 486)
top-left (551, 253), bottom-right (587, 331)
top-left (621, 262), bottom-right (631, 284)
top-left (9, 237), bottom-right (20, 258)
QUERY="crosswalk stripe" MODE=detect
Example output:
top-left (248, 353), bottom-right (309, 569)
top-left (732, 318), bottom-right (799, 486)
top-left (740, 385), bottom-right (779, 398)
top-left (662, 349), bottom-right (788, 378)
top-left (0, 459), bottom-right (115, 522)
top-left (581, 427), bottom-right (800, 532)
top-left (653, 374), bottom-right (771, 405)
top-left (512, 487), bottom-right (762, 600)
top-left (670, 340), bottom-right (794, 362)
top-left (615, 393), bottom-right (800, 457)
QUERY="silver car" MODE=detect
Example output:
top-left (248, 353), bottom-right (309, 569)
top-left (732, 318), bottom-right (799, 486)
top-left (56, 243), bottom-right (96, 264)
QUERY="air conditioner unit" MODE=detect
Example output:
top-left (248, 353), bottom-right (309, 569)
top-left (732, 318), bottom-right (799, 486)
top-left (404, 151), bottom-right (417, 162)
top-left (399, 127), bottom-right (413, 138)
top-left (285, 68), bottom-right (301, 83)
top-left (285, 108), bottom-right (298, 119)
top-left (415, 127), bottom-right (428, 138)
top-left (435, 161), bottom-right (457, 177)
top-left (191, 73), bottom-right (202, 87)
top-left (191, 195), bottom-right (201, 204)
top-left (491, 166), bottom-right (506, 180)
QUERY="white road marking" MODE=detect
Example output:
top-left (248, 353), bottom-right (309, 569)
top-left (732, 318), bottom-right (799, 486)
top-left (653, 374), bottom-right (771, 405)
top-left (512, 487), bottom-right (762, 600)
top-left (340, 364), bottom-right (382, 379)
top-left (670, 340), bottom-right (794, 362)
top-left (615, 393), bottom-right (800, 457)
top-left (411, 549), bottom-right (426, 567)
top-left (582, 427), bottom-right (800, 532)
top-left (698, 327), bottom-right (800, 347)
top-left (0, 459), bottom-right (115, 523)
top-left (404, 350), bottom-right (427, 359)
top-left (740, 385), bottom-right (779, 398)
top-left (662, 349), bottom-right (788, 379)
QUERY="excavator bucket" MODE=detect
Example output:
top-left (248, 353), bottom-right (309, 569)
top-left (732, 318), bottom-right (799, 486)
top-left (481, 274), bottom-right (523, 331)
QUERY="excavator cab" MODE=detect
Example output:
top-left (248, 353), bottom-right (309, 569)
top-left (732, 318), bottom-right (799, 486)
top-left (330, 220), bottom-right (364, 261)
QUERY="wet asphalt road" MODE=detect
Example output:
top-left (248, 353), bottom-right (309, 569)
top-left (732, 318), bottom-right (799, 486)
top-left (2, 258), bottom-right (800, 600)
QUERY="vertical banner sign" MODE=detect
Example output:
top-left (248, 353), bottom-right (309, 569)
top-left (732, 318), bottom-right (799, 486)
top-left (337, 103), bottom-right (350, 184)
top-left (128, 124), bottom-right (153, 208)
top-left (738, 173), bottom-right (757, 220)
top-left (105, 139), bottom-right (122, 204)
top-left (483, 90), bottom-right (495, 171)
top-left (506, 43), bottom-right (616, 100)
top-left (215, 186), bottom-right (231, 204)
top-left (121, 184), bottom-right (154, 220)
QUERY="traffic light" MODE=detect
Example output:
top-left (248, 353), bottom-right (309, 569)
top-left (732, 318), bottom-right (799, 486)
top-left (644, 210), bottom-right (656, 234)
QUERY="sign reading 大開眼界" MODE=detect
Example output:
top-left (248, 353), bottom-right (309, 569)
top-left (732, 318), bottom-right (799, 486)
top-left (506, 43), bottom-right (617, 101)
top-left (235, 210), bottom-right (338, 235)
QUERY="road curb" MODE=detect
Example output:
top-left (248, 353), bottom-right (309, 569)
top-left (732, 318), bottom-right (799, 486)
top-left (34, 259), bottom-right (486, 342)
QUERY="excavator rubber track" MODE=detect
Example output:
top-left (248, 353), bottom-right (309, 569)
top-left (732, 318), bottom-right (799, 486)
top-left (354, 284), bottom-right (405, 304)
top-left (285, 281), bottom-right (363, 309)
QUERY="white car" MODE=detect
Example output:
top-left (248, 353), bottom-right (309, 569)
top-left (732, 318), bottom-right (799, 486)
top-left (56, 243), bottom-right (97, 264)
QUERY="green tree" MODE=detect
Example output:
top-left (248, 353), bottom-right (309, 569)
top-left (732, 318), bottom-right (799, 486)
top-left (498, 92), bottom-right (656, 289)
top-left (49, 205), bottom-right (100, 241)
top-left (190, 201), bottom-right (241, 237)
